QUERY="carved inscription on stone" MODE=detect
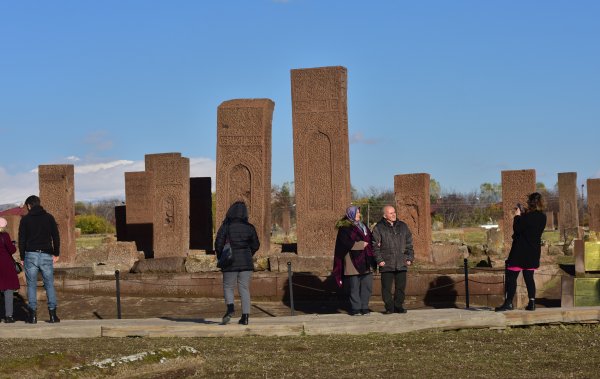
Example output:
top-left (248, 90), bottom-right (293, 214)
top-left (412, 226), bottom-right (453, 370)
top-left (307, 131), bottom-right (333, 211)
top-left (145, 153), bottom-right (190, 258)
top-left (216, 99), bottom-right (274, 255)
top-left (587, 179), bottom-right (600, 233)
top-left (501, 169), bottom-right (536, 254)
top-left (38, 165), bottom-right (76, 264)
top-left (394, 174), bottom-right (432, 262)
top-left (291, 66), bottom-right (351, 256)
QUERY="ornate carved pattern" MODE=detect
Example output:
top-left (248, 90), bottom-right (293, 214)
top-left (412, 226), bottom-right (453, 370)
top-left (501, 170), bottom-right (536, 253)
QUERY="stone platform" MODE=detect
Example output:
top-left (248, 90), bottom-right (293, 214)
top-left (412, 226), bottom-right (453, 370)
top-left (1, 307), bottom-right (598, 339)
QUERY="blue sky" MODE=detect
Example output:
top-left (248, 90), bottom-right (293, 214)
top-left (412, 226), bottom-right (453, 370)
top-left (1, 0), bottom-right (598, 203)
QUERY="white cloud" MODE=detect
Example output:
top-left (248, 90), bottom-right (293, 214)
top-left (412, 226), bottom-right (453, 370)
top-left (0, 156), bottom-right (216, 204)
top-left (349, 132), bottom-right (378, 145)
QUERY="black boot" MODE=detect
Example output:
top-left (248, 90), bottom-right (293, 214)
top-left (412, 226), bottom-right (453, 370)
top-left (525, 299), bottom-right (536, 311)
top-left (3, 316), bottom-right (15, 323)
top-left (27, 308), bottom-right (37, 324)
top-left (494, 300), bottom-right (514, 312)
top-left (238, 314), bottom-right (249, 325)
top-left (221, 304), bottom-right (234, 325)
top-left (48, 308), bottom-right (60, 323)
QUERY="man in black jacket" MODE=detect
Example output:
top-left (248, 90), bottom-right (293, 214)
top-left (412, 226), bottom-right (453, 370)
top-left (372, 205), bottom-right (414, 314)
top-left (18, 195), bottom-right (60, 324)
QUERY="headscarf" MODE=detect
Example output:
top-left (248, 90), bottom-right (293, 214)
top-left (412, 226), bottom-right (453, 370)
top-left (346, 206), bottom-right (367, 234)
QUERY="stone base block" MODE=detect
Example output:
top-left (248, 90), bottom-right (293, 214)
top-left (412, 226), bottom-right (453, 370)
top-left (431, 244), bottom-right (467, 267)
top-left (185, 254), bottom-right (219, 273)
top-left (131, 257), bottom-right (186, 273)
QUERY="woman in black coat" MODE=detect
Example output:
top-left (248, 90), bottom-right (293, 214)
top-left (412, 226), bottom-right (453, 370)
top-left (214, 201), bottom-right (260, 325)
top-left (495, 192), bottom-right (546, 312)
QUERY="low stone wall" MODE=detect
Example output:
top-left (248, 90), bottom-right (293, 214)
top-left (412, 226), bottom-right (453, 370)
top-left (48, 268), bottom-right (507, 307)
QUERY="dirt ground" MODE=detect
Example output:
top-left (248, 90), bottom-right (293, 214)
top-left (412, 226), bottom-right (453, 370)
top-left (3, 291), bottom-right (386, 322)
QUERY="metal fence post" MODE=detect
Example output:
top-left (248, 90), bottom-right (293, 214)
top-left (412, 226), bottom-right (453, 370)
top-left (115, 270), bottom-right (122, 319)
top-left (287, 261), bottom-right (295, 316)
top-left (463, 258), bottom-right (470, 309)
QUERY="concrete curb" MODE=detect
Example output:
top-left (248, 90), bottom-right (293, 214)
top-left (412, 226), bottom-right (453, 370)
top-left (1, 307), bottom-right (598, 339)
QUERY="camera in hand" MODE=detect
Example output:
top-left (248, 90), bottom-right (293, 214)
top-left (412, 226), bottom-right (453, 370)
top-left (516, 203), bottom-right (526, 213)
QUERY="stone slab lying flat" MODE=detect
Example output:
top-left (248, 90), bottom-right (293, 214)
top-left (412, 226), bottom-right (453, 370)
top-left (1, 307), bottom-right (599, 339)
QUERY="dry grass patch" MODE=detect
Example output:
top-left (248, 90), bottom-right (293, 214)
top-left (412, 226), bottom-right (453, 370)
top-left (0, 324), bottom-right (599, 378)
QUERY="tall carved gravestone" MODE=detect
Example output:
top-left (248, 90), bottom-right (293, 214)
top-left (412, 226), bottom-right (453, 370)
top-left (587, 179), bottom-right (600, 233)
top-left (394, 173), bottom-right (433, 262)
top-left (291, 66), bottom-right (351, 256)
top-left (216, 99), bottom-right (274, 255)
top-left (145, 153), bottom-right (190, 258)
top-left (123, 171), bottom-right (154, 257)
top-left (501, 169), bottom-right (536, 253)
top-left (190, 177), bottom-right (213, 251)
top-left (558, 172), bottom-right (579, 238)
top-left (38, 165), bottom-right (76, 264)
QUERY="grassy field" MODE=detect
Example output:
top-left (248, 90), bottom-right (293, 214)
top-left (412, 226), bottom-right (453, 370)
top-left (1, 324), bottom-right (598, 378)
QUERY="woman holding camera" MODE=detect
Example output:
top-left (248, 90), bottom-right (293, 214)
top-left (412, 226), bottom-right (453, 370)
top-left (495, 192), bottom-right (546, 312)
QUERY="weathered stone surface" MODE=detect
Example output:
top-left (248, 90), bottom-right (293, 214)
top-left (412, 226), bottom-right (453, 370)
top-left (124, 171), bottom-right (154, 224)
top-left (216, 99), bottom-right (274, 256)
top-left (394, 173), bottom-right (433, 262)
top-left (558, 172), bottom-right (579, 239)
top-left (574, 239), bottom-right (585, 275)
top-left (431, 244), bottom-right (464, 267)
top-left (131, 257), bottom-right (186, 273)
top-left (39, 165), bottom-right (76, 264)
top-left (190, 177), bottom-right (213, 250)
top-left (486, 228), bottom-right (503, 254)
top-left (501, 170), bottom-right (536, 254)
top-left (145, 153), bottom-right (190, 258)
top-left (587, 179), bottom-right (600, 233)
top-left (75, 241), bottom-right (142, 275)
top-left (291, 66), bottom-right (351, 256)
top-left (184, 254), bottom-right (219, 273)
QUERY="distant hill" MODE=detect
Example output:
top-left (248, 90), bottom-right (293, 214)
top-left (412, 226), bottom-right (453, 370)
top-left (0, 203), bottom-right (19, 212)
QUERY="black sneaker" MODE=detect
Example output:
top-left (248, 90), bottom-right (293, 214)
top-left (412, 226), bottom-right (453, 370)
top-left (360, 309), bottom-right (371, 315)
top-left (395, 307), bottom-right (407, 314)
top-left (382, 309), bottom-right (394, 315)
top-left (349, 310), bottom-right (362, 316)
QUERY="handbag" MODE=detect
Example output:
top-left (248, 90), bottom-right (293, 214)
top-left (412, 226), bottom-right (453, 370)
top-left (13, 259), bottom-right (23, 274)
top-left (217, 225), bottom-right (233, 269)
top-left (217, 241), bottom-right (233, 269)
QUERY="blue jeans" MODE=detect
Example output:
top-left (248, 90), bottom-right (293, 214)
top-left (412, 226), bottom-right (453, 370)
top-left (24, 252), bottom-right (57, 311)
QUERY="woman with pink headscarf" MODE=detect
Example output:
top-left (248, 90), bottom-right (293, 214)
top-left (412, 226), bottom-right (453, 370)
top-left (332, 206), bottom-right (376, 316)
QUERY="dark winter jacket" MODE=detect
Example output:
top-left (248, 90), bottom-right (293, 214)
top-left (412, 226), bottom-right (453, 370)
top-left (506, 210), bottom-right (546, 269)
top-left (372, 218), bottom-right (414, 273)
top-left (18, 205), bottom-right (60, 261)
top-left (214, 202), bottom-right (260, 272)
top-left (332, 219), bottom-right (376, 287)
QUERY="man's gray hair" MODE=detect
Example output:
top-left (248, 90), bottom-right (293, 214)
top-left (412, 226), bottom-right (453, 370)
top-left (382, 204), bottom-right (395, 215)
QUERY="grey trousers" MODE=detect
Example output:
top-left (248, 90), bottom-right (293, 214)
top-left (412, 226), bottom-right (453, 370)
top-left (3, 290), bottom-right (13, 318)
top-left (223, 271), bottom-right (252, 314)
top-left (347, 273), bottom-right (373, 311)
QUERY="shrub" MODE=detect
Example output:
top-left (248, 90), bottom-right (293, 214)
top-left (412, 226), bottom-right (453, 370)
top-left (75, 214), bottom-right (115, 234)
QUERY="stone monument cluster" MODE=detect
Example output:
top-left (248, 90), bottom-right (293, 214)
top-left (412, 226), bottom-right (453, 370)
top-left (21, 67), bottom-right (597, 286)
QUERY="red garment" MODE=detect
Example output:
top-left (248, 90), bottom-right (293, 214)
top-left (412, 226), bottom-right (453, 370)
top-left (0, 232), bottom-right (20, 290)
